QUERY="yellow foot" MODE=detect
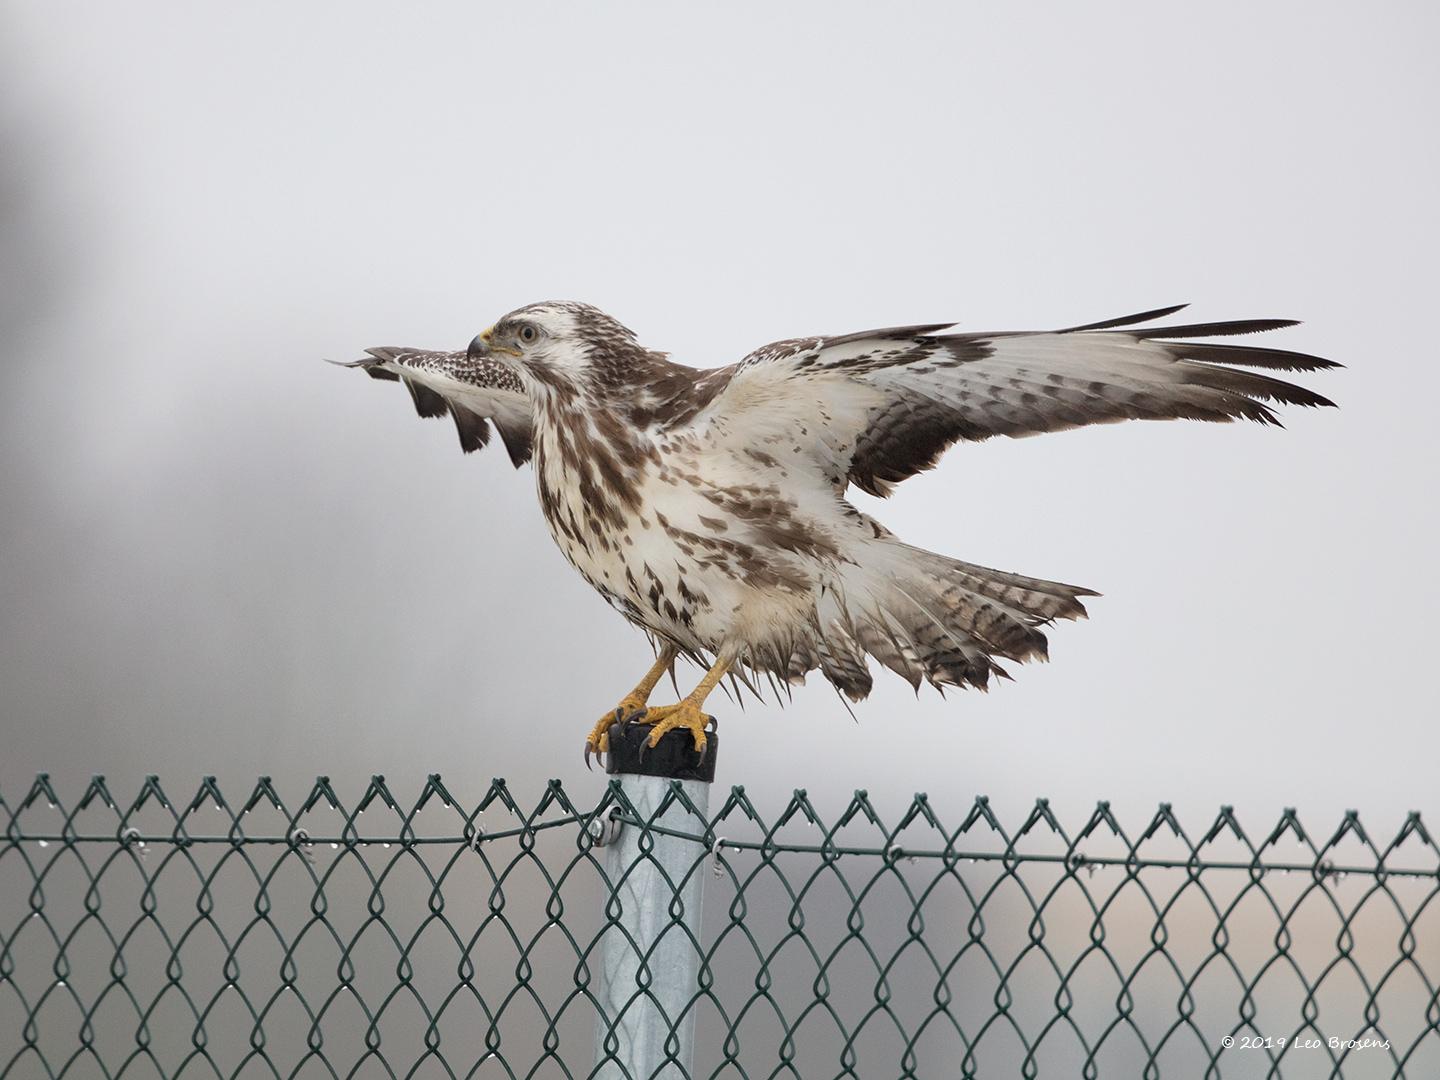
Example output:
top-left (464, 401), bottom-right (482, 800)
top-left (640, 700), bottom-right (714, 755)
top-left (583, 694), bottom-right (649, 768)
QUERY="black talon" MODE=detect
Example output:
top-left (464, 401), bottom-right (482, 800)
top-left (584, 744), bottom-right (594, 772)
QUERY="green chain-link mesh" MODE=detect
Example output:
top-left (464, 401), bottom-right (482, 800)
top-left (2, 774), bottom-right (1437, 1078)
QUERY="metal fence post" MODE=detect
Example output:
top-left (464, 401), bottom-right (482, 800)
top-left (592, 721), bottom-right (717, 1079)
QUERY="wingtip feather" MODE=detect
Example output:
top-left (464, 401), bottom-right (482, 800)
top-left (1058, 304), bottom-right (1190, 333)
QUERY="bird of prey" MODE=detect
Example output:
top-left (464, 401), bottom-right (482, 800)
top-left (333, 302), bottom-right (1337, 762)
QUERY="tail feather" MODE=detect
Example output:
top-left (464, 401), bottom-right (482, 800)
top-left (820, 543), bottom-right (1094, 699)
top-left (929, 554), bottom-right (1096, 624)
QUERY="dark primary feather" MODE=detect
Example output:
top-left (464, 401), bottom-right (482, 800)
top-left (403, 377), bottom-right (450, 419)
top-left (1165, 341), bottom-right (1343, 372)
top-left (449, 407), bottom-right (492, 453)
top-left (1055, 303), bottom-right (1191, 332)
top-left (1129, 318), bottom-right (1301, 339)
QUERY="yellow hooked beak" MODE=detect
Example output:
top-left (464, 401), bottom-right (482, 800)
top-left (467, 325), bottom-right (521, 362)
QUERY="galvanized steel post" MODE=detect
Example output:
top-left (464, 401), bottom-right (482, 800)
top-left (592, 721), bottom-right (717, 1079)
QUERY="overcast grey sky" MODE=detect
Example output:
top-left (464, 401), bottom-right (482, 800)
top-left (1, 2), bottom-right (1436, 838)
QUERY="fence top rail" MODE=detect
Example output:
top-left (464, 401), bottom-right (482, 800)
top-left (3, 773), bottom-right (1436, 879)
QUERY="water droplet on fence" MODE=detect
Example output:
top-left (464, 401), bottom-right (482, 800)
top-left (37, 840), bottom-right (48, 848)
top-left (383, 843), bottom-right (392, 850)
top-left (330, 843), bottom-right (339, 850)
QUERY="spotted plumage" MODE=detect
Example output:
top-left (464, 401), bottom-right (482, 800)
top-left (335, 301), bottom-right (1338, 750)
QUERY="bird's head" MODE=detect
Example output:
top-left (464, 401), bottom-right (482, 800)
top-left (467, 301), bottom-right (664, 400)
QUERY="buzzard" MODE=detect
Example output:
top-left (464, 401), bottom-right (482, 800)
top-left (334, 302), bottom-right (1337, 762)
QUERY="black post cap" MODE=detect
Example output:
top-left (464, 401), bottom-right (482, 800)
top-left (604, 720), bottom-right (718, 783)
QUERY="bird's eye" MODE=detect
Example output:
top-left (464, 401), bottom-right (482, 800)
top-left (518, 324), bottom-right (538, 344)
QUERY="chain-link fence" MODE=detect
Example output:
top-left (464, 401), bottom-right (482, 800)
top-left (2, 773), bottom-right (1437, 1079)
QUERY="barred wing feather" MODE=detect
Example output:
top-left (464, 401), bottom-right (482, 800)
top-left (714, 305), bottom-right (1338, 496)
top-left (331, 347), bottom-right (533, 466)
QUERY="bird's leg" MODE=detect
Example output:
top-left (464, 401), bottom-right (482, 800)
top-left (584, 645), bottom-right (678, 765)
top-left (640, 654), bottom-right (732, 758)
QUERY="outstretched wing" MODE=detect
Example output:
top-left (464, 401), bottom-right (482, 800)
top-left (329, 347), bottom-right (533, 466)
top-left (708, 305), bottom-right (1339, 496)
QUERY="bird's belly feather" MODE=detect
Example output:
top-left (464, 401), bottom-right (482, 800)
top-left (534, 436), bottom-right (835, 656)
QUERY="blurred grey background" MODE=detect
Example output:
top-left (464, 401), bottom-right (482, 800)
top-left (1, 1), bottom-right (1436, 837)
